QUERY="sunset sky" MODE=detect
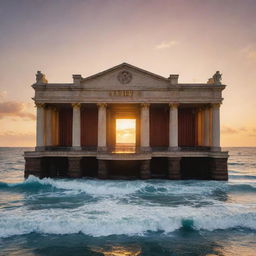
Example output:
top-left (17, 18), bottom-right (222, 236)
top-left (0, 0), bottom-right (256, 147)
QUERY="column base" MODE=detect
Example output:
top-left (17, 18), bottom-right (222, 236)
top-left (97, 146), bottom-right (107, 152)
top-left (72, 146), bottom-right (82, 151)
top-left (168, 146), bottom-right (180, 151)
top-left (35, 146), bottom-right (45, 152)
top-left (140, 147), bottom-right (151, 153)
top-left (98, 160), bottom-right (108, 179)
top-left (68, 157), bottom-right (82, 178)
top-left (140, 160), bottom-right (151, 179)
top-left (168, 157), bottom-right (181, 179)
top-left (211, 146), bottom-right (221, 152)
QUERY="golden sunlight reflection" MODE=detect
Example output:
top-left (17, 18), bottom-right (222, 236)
top-left (115, 119), bottom-right (136, 153)
top-left (91, 245), bottom-right (141, 256)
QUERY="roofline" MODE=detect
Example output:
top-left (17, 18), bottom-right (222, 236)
top-left (81, 62), bottom-right (170, 82)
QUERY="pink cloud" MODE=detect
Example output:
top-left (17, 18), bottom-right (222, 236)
top-left (0, 101), bottom-right (35, 120)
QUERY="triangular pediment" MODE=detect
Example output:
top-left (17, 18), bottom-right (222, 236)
top-left (81, 63), bottom-right (170, 89)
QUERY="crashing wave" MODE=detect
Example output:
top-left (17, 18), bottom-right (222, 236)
top-left (0, 199), bottom-right (255, 238)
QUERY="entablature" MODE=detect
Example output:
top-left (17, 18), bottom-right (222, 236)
top-left (33, 85), bottom-right (225, 104)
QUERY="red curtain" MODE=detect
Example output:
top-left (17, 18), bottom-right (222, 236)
top-left (178, 108), bottom-right (196, 147)
top-left (58, 108), bottom-right (72, 146)
top-left (150, 106), bottom-right (169, 147)
top-left (81, 106), bottom-right (98, 147)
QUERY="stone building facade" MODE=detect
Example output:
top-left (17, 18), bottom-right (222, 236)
top-left (24, 63), bottom-right (228, 180)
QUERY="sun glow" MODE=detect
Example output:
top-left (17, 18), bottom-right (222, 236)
top-left (116, 119), bottom-right (136, 145)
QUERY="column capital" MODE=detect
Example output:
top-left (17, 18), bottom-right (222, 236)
top-left (72, 103), bottom-right (81, 109)
top-left (141, 103), bottom-right (150, 108)
top-left (51, 106), bottom-right (58, 112)
top-left (169, 103), bottom-right (179, 108)
top-left (35, 103), bottom-right (45, 108)
top-left (202, 104), bottom-right (211, 110)
top-left (211, 103), bottom-right (221, 108)
top-left (97, 103), bottom-right (107, 108)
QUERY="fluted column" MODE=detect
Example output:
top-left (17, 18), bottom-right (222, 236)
top-left (45, 106), bottom-right (52, 146)
top-left (35, 103), bottom-right (45, 150)
top-left (140, 103), bottom-right (150, 152)
top-left (203, 106), bottom-right (210, 146)
top-left (169, 103), bottom-right (179, 150)
top-left (51, 107), bottom-right (59, 146)
top-left (197, 108), bottom-right (204, 146)
top-left (211, 103), bottom-right (221, 151)
top-left (97, 103), bottom-right (107, 151)
top-left (72, 103), bottom-right (81, 149)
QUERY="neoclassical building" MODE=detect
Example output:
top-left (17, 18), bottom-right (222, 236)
top-left (24, 63), bottom-right (228, 180)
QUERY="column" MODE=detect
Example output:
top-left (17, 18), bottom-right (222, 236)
top-left (203, 106), bottom-right (210, 146)
top-left (97, 103), bottom-right (107, 151)
top-left (140, 103), bottom-right (150, 152)
top-left (51, 107), bottom-right (59, 146)
top-left (72, 103), bottom-right (81, 149)
top-left (211, 103), bottom-right (221, 151)
top-left (197, 108), bottom-right (203, 146)
top-left (45, 106), bottom-right (52, 146)
top-left (35, 103), bottom-right (45, 150)
top-left (169, 104), bottom-right (179, 150)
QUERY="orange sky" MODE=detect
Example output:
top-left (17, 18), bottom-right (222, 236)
top-left (0, 0), bottom-right (256, 147)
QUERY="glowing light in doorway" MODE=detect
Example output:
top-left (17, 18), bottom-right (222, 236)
top-left (116, 119), bottom-right (136, 145)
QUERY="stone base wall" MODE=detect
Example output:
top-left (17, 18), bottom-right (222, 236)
top-left (168, 158), bottom-right (181, 179)
top-left (68, 157), bottom-right (82, 178)
top-left (98, 160), bottom-right (108, 179)
top-left (24, 156), bottom-right (228, 180)
top-left (24, 157), bottom-right (42, 178)
top-left (209, 158), bottom-right (228, 180)
top-left (140, 160), bottom-right (151, 179)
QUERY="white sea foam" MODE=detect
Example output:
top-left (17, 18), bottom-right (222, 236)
top-left (18, 176), bottom-right (230, 196)
top-left (0, 199), bottom-right (255, 238)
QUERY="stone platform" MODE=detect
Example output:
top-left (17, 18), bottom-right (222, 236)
top-left (24, 149), bottom-right (228, 180)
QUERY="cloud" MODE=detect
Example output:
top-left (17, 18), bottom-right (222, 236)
top-left (0, 90), bottom-right (7, 99)
top-left (155, 40), bottom-right (179, 49)
top-left (0, 131), bottom-right (35, 147)
top-left (221, 126), bottom-right (238, 134)
top-left (241, 45), bottom-right (256, 60)
top-left (221, 126), bottom-right (256, 136)
top-left (0, 101), bottom-right (35, 120)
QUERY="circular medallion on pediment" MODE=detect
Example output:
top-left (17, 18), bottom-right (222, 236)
top-left (117, 70), bottom-right (132, 84)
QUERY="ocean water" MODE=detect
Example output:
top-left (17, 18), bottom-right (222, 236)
top-left (0, 148), bottom-right (255, 256)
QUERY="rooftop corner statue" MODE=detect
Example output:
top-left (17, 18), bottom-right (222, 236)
top-left (24, 63), bottom-right (228, 180)
top-left (207, 71), bottom-right (222, 85)
top-left (36, 71), bottom-right (48, 84)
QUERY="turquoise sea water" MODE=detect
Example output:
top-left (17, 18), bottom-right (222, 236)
top-left (0, 147), bottom-right (256, 256)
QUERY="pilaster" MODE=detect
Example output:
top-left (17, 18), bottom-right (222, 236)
top-left (168, 157), bottom-right (181, 179)
top-left (140, 160), bottom-right (151, 179)
top-left (68, 157), bottom-right (82, 178)
top-left (98, 160), bottom-right (108, 179)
